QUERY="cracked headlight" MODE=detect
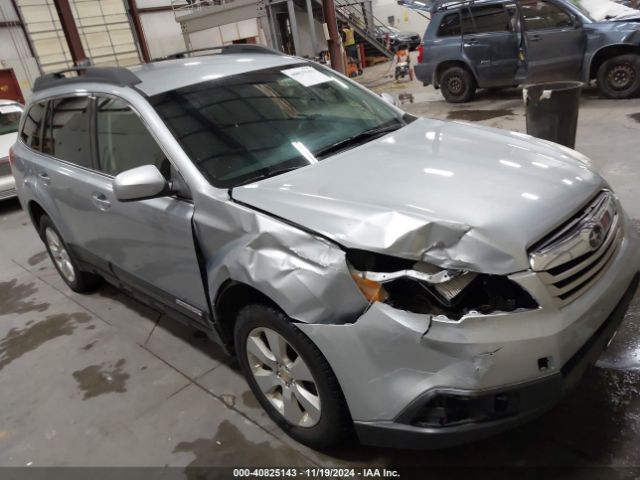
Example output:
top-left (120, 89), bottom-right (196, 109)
top-left (347, 249), bottom-right (537, 319)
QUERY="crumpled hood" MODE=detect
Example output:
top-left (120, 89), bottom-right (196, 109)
top-left (232, 118), bottom-right (606, 274)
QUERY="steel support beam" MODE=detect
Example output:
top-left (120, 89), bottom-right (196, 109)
top-left (125, 0), bottom-right (151, 62)
top-left (9, 0), bottom-right (39, 64)
top-left (258, 14), bottom-right (275, 50)
top-left (286, 0), bottom-right (301, 56)
top-left (304, 0), bottom-right (317, 56)
top-left (322, 0), bottom-right (344, 73)
top-left (266, 4), bottom-right (280, 50)
top-left (53, 0), bottom-right (87, 65)
top-left (138, 5), bottom-right (177, 14)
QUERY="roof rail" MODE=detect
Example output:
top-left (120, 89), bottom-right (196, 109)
top-left (32, 66), bottom-right (142, 93)
top-left (155, 44), bottom-right (283, 61)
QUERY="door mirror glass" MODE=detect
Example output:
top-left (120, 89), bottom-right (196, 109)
top-left (113, 165), bottom-right (168, 201)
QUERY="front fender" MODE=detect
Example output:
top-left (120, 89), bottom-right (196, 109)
top-left (193, 196), bottom-right (368, 325)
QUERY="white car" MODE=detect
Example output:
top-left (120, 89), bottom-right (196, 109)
top-left (0, 99), bottom-right (23, 200)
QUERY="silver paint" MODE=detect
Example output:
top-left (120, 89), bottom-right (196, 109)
top-left (112, 165), bottom-right (168, 201)
top-left (11, 53), bottom-right (640, 436)
top-left (233, 118), bottom-right (606, 274)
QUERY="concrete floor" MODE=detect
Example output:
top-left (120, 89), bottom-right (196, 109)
top-left (0, 60), bottom-right (639, 475)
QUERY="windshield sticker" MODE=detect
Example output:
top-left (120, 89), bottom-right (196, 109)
top-left (281, 66), bottom-right (332, 87)
top-left (0, 105), bottom-right (22, 115)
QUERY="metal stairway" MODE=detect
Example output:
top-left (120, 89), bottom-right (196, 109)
top-left (328, 0), bottom-right (394, 58)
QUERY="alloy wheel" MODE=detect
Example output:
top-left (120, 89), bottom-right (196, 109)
top-left (246, 327), bottom-right (321, 427)
top-left (45, 227), bottom-right (76, 284)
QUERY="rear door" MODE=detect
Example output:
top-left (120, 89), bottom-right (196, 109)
top-left (519, 0), bottom-right (584, 82)
top-left (35, 95), bottom-right (100, 247)
top-left (461, 3), bottom-right (520, 87)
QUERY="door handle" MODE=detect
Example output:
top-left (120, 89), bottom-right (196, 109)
top-left (91, 192), bottom-right (111, 211)
top-left (529, 34), bottom-right (542, 41)
top-left (464, 38), bottom-right (478, 45)
top-left (38, 172), bottom-right (50, 185)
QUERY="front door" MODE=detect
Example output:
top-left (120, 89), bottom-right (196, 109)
top-left (42, 94), bottom-right (210, 325)
top-left (461, 3), bottom-right (520, 87)
top-left (519, 0), bottom-right (584, 83)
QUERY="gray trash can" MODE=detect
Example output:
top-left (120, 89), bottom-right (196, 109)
top-left (523, 81), bottom-right (583, 149)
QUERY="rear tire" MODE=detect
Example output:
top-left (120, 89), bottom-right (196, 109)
top-left (39, 215), bottom-right (102, 293)
top-left (235, 304), bottom-right (352, 449)
top-left (597, 54), bottom-right (640, 99)
top-left (440, 66), bottom-right (477, 103)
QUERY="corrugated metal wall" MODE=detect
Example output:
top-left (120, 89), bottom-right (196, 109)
top-left (0, 0), bottom-right (41, 97)
top-left (16, 0), bottom-right (140, 72)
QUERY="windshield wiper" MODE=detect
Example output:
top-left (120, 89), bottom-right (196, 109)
top-left (234, 165), bottom-right (303, 188)
top-left (314, 123), bottom-right (404, 159)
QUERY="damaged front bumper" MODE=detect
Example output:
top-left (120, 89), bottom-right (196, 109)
top-left (295, 223), bottom-right (640, 449)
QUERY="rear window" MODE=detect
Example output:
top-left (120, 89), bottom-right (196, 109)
top-left (20, 102), bottom-right (46, 150)
top-left (42, 97), bottom-right (92, 168)
top-left (437, 12), bottom-right (461, 37)
top-left (0, 104), bottom-right (22, 136)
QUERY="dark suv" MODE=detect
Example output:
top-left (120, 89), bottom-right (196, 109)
top-left (408, 0), bottom-right (640, 102)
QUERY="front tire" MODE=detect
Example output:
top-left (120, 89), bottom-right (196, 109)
top-left (597, 54), bottom-right (640, 99)
top-left (40, 215), bottom-right (102, 293)
top-left (440, 66), bottom-right (477, 103)
top-left (235, 304), bottom-right (351, 449)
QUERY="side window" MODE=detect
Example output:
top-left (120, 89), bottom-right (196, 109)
top-left (95, 96), bottom-right (169, 177)
top-left (437, 13), bottom-right (461, 37)
top-left (20, 102), bottom-right (46, 151)
top-left (460, 8), bottom-right (476, 34)
top-left (43, 96), bottom-right (92, 168)
top-left (469, 5), bottom-right (511, 33)
top-left (521, 0), bottom-right (573, 30)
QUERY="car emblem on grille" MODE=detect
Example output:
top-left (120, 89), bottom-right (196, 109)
top-left (583, 222), bottom-right (605, 250)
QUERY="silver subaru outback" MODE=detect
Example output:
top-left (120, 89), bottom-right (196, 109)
top-left (10, 45), bottom-right (640, 450)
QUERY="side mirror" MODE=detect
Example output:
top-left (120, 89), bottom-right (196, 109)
top-left (113, 165), bottom-right (168, 201)
top-left (380, 92), bottom-right (398, 106)
top-left (572, 14), bottom-right (582, 28)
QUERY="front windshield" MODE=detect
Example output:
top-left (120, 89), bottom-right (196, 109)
top-left (568, 1), bottom-right (596, 22)
top-left (151, 63), bottom-right (404, 188)
top-left (0, 104), bottom-right (23, 136)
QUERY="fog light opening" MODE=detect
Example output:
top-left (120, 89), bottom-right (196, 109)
top-left (412, 392), bottom-right (518, 428)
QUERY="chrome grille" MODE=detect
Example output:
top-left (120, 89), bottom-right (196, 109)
top-left (529, 191), bottom-right (621, 307)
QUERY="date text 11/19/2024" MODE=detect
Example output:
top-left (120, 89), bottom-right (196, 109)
top-left (232, 468), bottom-right (401, 478)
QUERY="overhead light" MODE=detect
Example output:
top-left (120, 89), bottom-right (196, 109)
top-left (531, 161), bottom-right (549, 169)
top-left (423, 168), bottom-right (453, 177)
top-left (291, 141), bottom-right (318, 164)
top-left (499, 159), bottom-right (521, 168)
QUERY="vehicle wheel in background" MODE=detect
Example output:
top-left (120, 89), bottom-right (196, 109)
top-left (597, 54), bottom-right (640, 99)
top-left (440, 66), bottom-right (477, 103)
top-left (235, 304), bottom-right (352, 449)
top-left (39, 215), bottom-right (102, 293)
